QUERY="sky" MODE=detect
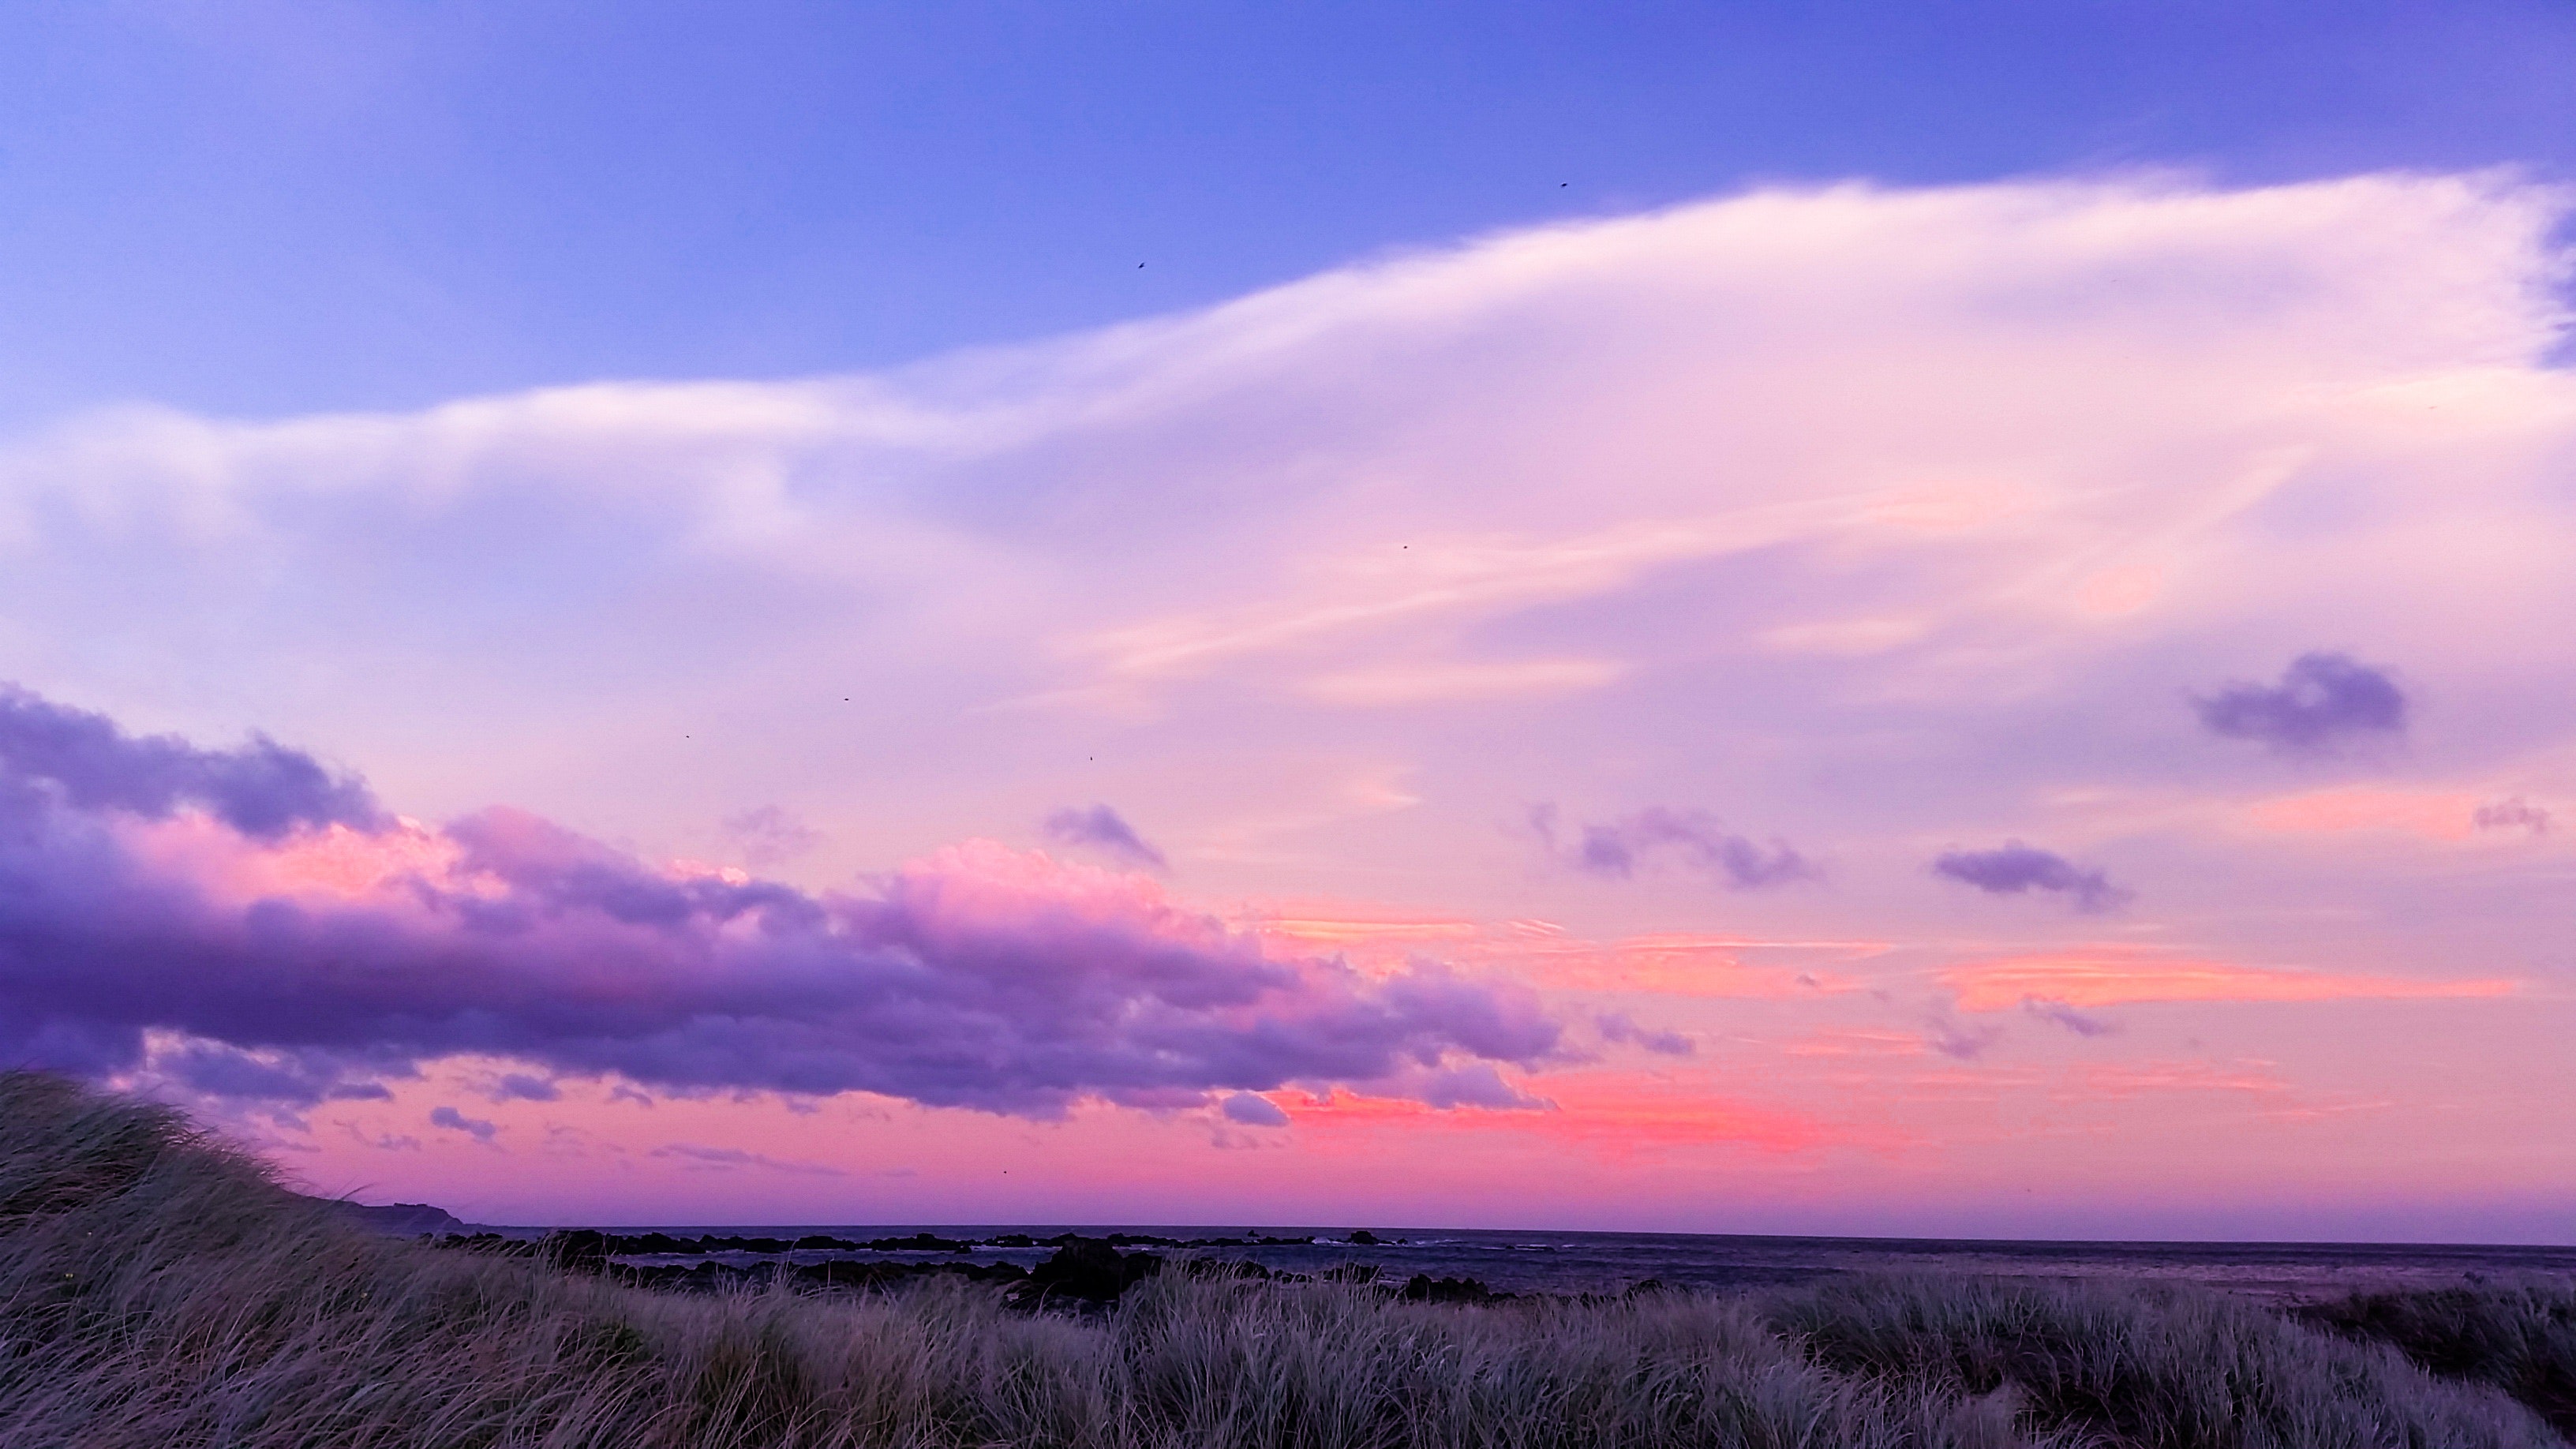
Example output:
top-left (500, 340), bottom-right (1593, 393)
top-left (1, 3), bottom-right (2573, 1241)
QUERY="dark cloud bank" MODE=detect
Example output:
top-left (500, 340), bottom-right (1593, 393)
top-left (0, 687), bottom-right (1557, 1116)
top-left (2193, 651), bottom-right (2407, 752)
top-left (1931, 842), bottom-right (2131, 913)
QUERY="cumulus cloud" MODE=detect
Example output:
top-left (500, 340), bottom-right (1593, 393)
top-left (0, 686), bottom-right (380, 840)
top-left (1219, 1091), bottom-right (1290, 1126)
top-left (0, 686), bottom-right (1559, 1118)
top-left (1931, 842), bottom-right (2131, 912)
top-left (2192, 653), bottom-right (2408, 753)
top-left (1532, 805), bottom-right (1816, 890)
top-left (1042, 803), bottom-right (1169, 872)
top-left (1409, 1060), bottom-right (1553, 1110)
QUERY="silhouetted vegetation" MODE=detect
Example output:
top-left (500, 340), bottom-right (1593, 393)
top-left (2, 1072), bottom-right (2567, 1447)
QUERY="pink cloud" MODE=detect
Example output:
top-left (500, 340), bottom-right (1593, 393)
top-left (2243, 787), bottom-right (2484, 841)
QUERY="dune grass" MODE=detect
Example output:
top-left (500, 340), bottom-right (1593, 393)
top-left (2294, 1280), bottom-right (2576, 1439)
top-left (1, 1070), bottom-right (2565, 1448)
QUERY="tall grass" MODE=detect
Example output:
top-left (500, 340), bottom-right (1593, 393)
top-left (1773, 1273), bottom-right (2562, 1448)
top-left (0, 1071), bottom-right (2563, 1448)
top-left (2296, 1280), bottom-right (2576, 1438)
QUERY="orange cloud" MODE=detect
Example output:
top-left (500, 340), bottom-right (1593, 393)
top-left (1939, 949), bottom-right (2515, 1011)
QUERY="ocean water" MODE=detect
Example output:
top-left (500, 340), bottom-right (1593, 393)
top-left (584, 1226), bottom-right (2576, 1305)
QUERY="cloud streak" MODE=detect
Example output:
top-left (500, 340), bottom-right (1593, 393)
top-left (1940, 951), bottom-right (2514, 1012)
top-left (1533, 806), bottom-right (1817, 890)
top-left (1931, 843), bottom-right (2130, 912)
top-left (0, 687), bottom-right (1559, 1118)
top-left (1043, 803), bottom-right (1169, 872)
top-left (429, 1106), bottom-right (497, 1142)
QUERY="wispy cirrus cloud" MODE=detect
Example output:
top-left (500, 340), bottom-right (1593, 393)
top-left (1939, 950), bottom-right (2514, 1012)
top-left (1236, 904), bottom-right (1859, 998)
top-left (722, 806), bottom-right (824, 867)
top-left (2022, 998), bottom-right (2118, 1038)
top-left (651, 1143), bottom-right (845, 1176)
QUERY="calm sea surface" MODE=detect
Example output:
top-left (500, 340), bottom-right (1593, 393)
top-left (570, 1226), bottom-right (2576, 1305)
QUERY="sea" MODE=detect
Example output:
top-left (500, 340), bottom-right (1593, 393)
top-left (551, 1225), bottom-right (2576, 1305)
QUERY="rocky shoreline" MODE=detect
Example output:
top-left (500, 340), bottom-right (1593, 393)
top-left (421, 1227), bottom-right (1534, 1308)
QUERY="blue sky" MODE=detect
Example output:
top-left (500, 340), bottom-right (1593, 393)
top-left (3, 2), bottom-right (2571, 424)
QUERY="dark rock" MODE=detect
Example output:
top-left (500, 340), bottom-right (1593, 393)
top-left (613, 1231), bottom-right (700, 1255)
top-left (1399, 1273), bottom-right (1501, 1305)
top-left (1348, 1230), bottom-right (1381, 1245)
top-left (436, 1232), bottom-right (526, 1256)
top-left (1017, 1237), bottom-right (1164, 1305)
top-left (538, 1229), bottom-right (613, 1272)
top-left (866, 1231), bottom-right (972, 1252)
